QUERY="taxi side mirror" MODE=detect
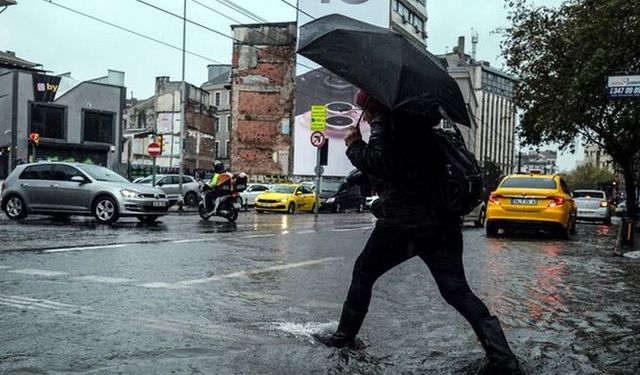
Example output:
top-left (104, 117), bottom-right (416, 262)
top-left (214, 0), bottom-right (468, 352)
top-left (296, 191), bottom-right (302, 195)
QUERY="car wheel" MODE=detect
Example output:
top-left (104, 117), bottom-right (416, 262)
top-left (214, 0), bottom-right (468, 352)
top-left (93, 196), bottom-right (119, 224)
top-left (357, 202), bottom-right (364, 213)
top-left (287, 203), bottom-right (295, 215)
top-left (570, 219), bottom-right (577, 235)
top-left (137, 216), bottom-right (158, 224)
top-left (184, 191), bottom-right (198, 207)
top-left (474, 209), bottom-right (486, 228)
top-left (486, 222), bottom-right (498, 237)
top-left (3, 195), bottom-right (27, 220)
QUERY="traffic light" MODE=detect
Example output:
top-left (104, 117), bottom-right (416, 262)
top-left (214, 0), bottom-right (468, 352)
top-left (155, 134), bottom-right (163, 154)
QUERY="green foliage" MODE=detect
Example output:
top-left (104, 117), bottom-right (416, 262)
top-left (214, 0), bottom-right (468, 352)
top-left (481, 159), bottom-right (504, 197)
top-left (502, 0), bottom-right (640, 215)
top-left (561, 163), bottom-right (616, 191)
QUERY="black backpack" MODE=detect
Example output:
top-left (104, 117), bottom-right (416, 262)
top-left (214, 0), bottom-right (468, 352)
top-left (431, 124), bottom-right (483, 216)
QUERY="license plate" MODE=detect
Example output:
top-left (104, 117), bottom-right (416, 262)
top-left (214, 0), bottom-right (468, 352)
top-left (233, 202), bottom-right (241, 208)
top-left (152, 201), bottom-right (166, 207)
top-left (512, 198), bottom-right (537, 205)
top-left (261, 203), bottom-right (273, 207)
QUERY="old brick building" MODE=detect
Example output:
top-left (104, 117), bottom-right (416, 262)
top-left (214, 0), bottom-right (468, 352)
top-left (229, 22), bottom-right (296, 175)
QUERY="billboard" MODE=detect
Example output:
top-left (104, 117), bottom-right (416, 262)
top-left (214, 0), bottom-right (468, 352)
top-left (294, 0), bottom-right (391, 177)
top-left (607, 74), bottom-right (640, 98)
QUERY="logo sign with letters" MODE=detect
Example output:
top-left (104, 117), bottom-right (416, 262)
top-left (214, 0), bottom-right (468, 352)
top-left (607, 74), bottom-right (640, 99)
top-left (311, 105), bottom-right (327, 131)
top-left (32, 74), bottom-right (61, 102)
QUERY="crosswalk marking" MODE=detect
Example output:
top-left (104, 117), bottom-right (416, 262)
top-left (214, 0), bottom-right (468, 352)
top-left (8, 269), bottom-right (69, 277)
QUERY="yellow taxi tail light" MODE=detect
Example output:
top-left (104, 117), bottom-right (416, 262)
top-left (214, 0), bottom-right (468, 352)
top-left (489, 193), bottom-right (502, 205)
top-left (548, 196), bottom-right (565, 208)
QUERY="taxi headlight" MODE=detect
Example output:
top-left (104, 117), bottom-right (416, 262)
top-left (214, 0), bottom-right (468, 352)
top-left (280, 198), bottom-right (289, 202)
top-left (120, 189), bottom-right (142, 198)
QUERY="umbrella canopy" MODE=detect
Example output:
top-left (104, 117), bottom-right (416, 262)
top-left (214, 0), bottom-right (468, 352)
top-left (298, 14), bottom-right (470, 127)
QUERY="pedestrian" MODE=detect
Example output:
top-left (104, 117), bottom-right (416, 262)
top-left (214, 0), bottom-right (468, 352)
top-left (315, 89), bottom-right (522, 374)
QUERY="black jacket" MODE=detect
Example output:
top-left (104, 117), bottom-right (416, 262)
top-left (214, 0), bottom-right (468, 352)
top-left (346, 112), bottom-right (455, 228)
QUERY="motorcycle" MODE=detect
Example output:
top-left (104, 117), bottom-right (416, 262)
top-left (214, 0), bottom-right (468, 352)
top-left (197, 180), bottom-right (242, 223)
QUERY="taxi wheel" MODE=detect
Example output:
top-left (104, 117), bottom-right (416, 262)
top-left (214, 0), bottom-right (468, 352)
top-left (287, 203), bottom-right (295, 214)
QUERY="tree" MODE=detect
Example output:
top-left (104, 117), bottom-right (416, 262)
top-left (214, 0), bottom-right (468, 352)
top-left (501, 0), bottom-right (640, 216)
top-left (481, 159), bottom-right (504, 200)
top-left (561, 163), bottom-right (616, 191)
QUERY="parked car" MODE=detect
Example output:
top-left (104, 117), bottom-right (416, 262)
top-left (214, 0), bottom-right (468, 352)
top-left (135, 174), bottom-right (200, 207)
top-left (254, 184), bottom-right (316, 214)
top-left (462, 201), bottom-right (486, 227)
top-left (239, 183), bottom-right (272, 208)
top-left (1, 162), bottom-right (169, 224)
top-left (485, 173), bottom-right (577, 238)
top-left (365, 195), bottom-right (379, 210)
top-left (572, 190), bottom-right (613, 224)
top-left (319, 180), bottom-right (364, 213)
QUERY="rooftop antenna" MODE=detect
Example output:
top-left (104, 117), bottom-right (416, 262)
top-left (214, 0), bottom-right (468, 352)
top-left (471, 28), bottom-right (479, 60)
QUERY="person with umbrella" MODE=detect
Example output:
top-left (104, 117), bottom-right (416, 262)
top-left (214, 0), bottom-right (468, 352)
top-left (300, 15), bottom-right (522, 374)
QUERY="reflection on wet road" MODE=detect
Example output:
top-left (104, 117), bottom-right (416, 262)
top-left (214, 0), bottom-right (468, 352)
top-left (0, 213), bottom-right (638, 374)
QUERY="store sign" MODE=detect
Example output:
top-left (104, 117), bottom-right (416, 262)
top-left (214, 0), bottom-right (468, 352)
top-left (32, 74), bottom-right (61, 102)
top-left (607, 74), bottom-right (640, 98)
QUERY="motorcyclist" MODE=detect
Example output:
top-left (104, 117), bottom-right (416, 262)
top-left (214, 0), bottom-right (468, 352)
top-left (206, 160), bottom-right (233, 212)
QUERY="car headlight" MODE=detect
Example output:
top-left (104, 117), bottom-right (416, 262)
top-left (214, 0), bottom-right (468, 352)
top-left (280, 198), bottom-right (289, 202)
top-left (120, 189), bottom-right (142, 198)
top-left (326, 197), bottom-right (336, 203)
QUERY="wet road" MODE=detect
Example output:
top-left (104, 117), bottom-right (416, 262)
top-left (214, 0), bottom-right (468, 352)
top-left (0, 212), bottom-right (638, 374)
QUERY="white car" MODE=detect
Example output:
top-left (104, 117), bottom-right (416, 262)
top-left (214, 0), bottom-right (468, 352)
top-left (462, 201), bottom-right (487, 227)
top-left (135, 174), bottom-right (200, 207)
top-left (573, 189), bottom-right (612, 224)
top-left (239, 183), bottom-right (272, 208)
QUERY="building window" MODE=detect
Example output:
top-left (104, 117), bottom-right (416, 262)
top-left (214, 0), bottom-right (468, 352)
top-left (214, 92), bottom-right (221, 107)
top-left (225, 140), bottom-right (229, 157)
top-left (215, 116), bottom-right (220, 133)
top-left (83, 111), bottom-right (114, 144)
top-left (226, 115), bottom-right (231, 132)
top-left (227, 89), bottom-right (231, 105)
top-left (215, 141), bottom-right (220, 158)
top-left (31, 104), bottom-right (65, 140)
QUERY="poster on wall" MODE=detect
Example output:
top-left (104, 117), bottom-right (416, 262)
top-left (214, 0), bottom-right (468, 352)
top-left (293, 0), bottom-right (391, 177)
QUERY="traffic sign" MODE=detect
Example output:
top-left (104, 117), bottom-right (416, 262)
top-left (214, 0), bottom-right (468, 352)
top-left (148, 142), bottom-right (161, 158)
top-left (29, 132), bottom-right (40, 146)
top-left (311, 105), bottom-right (326, 131)
top-left (310, 131), bottom-right (326, 147)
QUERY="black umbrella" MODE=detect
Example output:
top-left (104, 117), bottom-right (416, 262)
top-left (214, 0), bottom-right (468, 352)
top-left (298, 14), bottom-right (470, 127)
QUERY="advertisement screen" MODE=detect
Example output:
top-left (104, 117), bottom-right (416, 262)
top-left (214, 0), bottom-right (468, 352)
top-left (294, 0), bottom-right (391, 177)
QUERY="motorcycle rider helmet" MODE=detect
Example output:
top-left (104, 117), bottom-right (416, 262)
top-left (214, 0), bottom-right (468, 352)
top-left (213, 160), bottom-right (225, 173)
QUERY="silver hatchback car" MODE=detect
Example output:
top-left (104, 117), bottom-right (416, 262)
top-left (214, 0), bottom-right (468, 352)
top-left (1, 162), bottom-right (169, 224)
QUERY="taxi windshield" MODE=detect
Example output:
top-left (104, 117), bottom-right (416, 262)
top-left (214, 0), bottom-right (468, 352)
top-left (271, 185), bottom-right (296, 194)
top-left (500, 177), bottom-right (556, 189)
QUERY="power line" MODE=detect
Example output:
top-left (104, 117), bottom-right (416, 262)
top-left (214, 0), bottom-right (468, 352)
top-left (279, 0), bottom-right (315, 20)
top-left (191, 0), bottom-right (244, 25)
top-left (42, 0), bottom-right (223, 64)
top-left (212, 0), bottom-right (268, 23)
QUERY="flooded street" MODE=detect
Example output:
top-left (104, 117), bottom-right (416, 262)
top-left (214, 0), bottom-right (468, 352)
top-left (1, 212), bottom-right (638, 374)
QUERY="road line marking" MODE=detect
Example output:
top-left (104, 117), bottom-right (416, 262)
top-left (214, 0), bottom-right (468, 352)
top-left (71, 275), bottom-right (133, 284)
top-left (43, 244), bottom-right (128, 253)
top-left (332, 226), bottom-right (373, 232)
top-left (142, 257), bottom-right (343, 289)
top-left (0, 266), bottom-right (11, 270)
top-left (171, 238), bottom-right (208, 244)
top-left (296, 230), bottom-right (317, 234)
top-left (8, 269), bottom-right (69, 277)
top-left (243, 234), bottom-right (276, 239)
top-left (7, 295), bottom-right (78, 308)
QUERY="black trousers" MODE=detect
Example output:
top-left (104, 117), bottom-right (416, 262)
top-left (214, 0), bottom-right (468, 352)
top-left (345, 223), bottom-right (491, 334)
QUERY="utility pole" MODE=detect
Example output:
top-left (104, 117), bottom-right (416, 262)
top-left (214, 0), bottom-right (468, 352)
top-left (178, 0), bottom-right (187, 210)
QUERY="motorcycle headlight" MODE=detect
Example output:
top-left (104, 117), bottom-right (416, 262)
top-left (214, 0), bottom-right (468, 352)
top-left (120, 189), bottom-right (142, 198)
top-left (326, 197), bottom-right (336, 203)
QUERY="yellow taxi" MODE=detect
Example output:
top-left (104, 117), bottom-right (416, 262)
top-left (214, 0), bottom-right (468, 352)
top-left (254, 184), bottom-right (316, 214)
top-left (486, 173), bottom-right (577, 238)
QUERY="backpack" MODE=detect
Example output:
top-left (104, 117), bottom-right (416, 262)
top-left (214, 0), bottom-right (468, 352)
top-left (430, 124), bottom-right (483, 216)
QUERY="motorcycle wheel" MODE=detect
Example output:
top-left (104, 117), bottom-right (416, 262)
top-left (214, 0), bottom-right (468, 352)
top-left (226, 208), bottom-right (238, 223)
top-left (198, 205), bottom-right (210, 221)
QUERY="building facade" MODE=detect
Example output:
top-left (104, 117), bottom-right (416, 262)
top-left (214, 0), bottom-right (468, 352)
top-left (0, 51), bottom-right (125, 178)
top-left (583, 143), bottom-right (614, 172)
top-left (391, 0), bottom-right (428, 48)
top-left (201, 64), bottom-right (232, 167)
top-left (439, 38), bottom-right (518, 174)
top-left (122, 77), bottom-right (216, 177)
top-left (519, 150), bottom-right (558, 174)
top-left (229, 22), bottom-right (296, 176)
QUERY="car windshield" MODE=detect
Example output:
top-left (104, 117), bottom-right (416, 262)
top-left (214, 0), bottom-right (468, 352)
top-left (321, 181), bottom-right (342, 193)
top-left (500, 177), bottom-right (556, 189)
top-left (573, 191), bottom-right (604, 199)
top-left (271, 185), bottom-right (296, 194)
top-left (78, 165), bottom-right (129, 183)
top-left (137, 176), bottom-right (154, 183)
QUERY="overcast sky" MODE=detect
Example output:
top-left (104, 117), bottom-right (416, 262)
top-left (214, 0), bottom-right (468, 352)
top-left (1, 0), bottom-right (578, 170)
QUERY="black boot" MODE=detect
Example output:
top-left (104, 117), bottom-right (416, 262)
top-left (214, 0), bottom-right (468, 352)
top-left (315, 303), bottom-right (366, 348)
top-left (476, 316), bottom-right (523, 374)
